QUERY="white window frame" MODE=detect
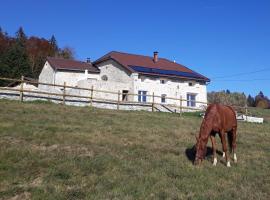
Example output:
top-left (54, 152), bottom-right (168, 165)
top-left (138, 90), bottom-right (147, 102)
top-left (161, 94), bottom-right (166, 103)
top-left (187, 93), bottom-right (196, 107)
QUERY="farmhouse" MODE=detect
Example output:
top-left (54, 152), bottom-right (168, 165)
top-left (38, 57), bottom-right (99, 91)
top-left (39, 51), bottom-right (210, 109)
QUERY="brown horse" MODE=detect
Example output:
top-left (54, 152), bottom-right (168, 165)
top-left (194, 104), bottom-right (237, 167)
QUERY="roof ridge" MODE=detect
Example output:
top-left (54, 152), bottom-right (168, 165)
top-left (111, 50), bottom-right (169, 60)
top-left (47, 56), bottom-right (88, 64)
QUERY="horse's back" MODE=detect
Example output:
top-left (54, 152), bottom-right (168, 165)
top-left (206, 104), bottom-right (237, 132)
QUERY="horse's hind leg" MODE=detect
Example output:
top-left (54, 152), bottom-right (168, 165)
top-left (221, 130), bottom-right (231, 167)
top-left (232, 127), bottom-right (237, 163)
top-left (218, 133), bottom-right (225, 158)
top-left (210, 135), bottom-right (217, 166)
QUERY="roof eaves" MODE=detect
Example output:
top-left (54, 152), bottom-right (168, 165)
top-left (46, 58), bottom-right (57, 71)
top-left (138, 72), bottom-right (209, 82)
top-left (56, 68), bottom-right (100, 73)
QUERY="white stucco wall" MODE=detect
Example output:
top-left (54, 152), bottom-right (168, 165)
top-left (54, 71), bottom-right (99, 87)
top-left (38, 61), bottom-right (99, 90)
top-left (96, 60), bottom-right (133, 84)
top-left (68, 79), bottom-right (131, 101)
top-left (38, 61), bottom-right (55, 91)
top-left (132, 75), bottom-right (207, 108)
top-left (95, 60), bottom-right (208, 109)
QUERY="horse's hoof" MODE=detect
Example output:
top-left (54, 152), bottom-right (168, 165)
top-left (213, 158), bottom-right (217, 166)
top-left (222, 152), bottom-right (225, 158)
top-left (226, 162), bottom-right (231, 167)
top-left (233, 153), bottom-right (237, 163)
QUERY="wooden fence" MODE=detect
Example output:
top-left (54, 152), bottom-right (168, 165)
top-left (0, 76), bottom-right (249, 115)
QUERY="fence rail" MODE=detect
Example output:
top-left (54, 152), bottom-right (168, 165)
top-left (0, 76), bottom-right (249, 115)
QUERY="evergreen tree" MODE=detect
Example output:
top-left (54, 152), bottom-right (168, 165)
top-left (247, 95), bottom-right (255, 107)
top-left (16, 27), bottom-right (27, 44)
top-left (49, 35), bottom-right (58, 56)
top-left (258, 91), bottom-right (264, 98)
top-left (3, 27), bottom-right (32, 79)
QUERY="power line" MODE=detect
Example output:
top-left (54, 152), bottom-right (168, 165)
top-left (212, 78), bottom-right (270, 82)
top-left (211, 67), bottom-right (270, 80)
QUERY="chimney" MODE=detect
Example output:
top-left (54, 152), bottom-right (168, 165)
top-left (153, 51), bottom-right (158, 63)
top-left (86, 58), bottom-right (91, 63)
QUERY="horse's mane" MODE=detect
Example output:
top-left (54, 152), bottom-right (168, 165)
top-left (199, 105), bottom-right (216, 140)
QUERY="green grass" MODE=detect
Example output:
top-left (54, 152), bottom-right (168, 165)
top-left (0, 99), bottom-right (270, 200)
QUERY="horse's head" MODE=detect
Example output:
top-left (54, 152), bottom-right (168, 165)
top-left (194, 135), bottom-right (207, 165)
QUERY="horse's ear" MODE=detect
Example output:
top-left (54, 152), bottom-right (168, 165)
top-left (195, 135), bottom-right (199, 142)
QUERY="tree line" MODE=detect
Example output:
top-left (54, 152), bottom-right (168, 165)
top-left (0, 26), bottom-right (75, 85)
top-left (208, 90), bottom-right (270, 109)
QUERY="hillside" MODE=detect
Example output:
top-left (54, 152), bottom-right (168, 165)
top-left (0, 100), bottom-right (269, 199)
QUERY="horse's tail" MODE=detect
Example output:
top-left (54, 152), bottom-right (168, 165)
top-left (227, 131), bottom-right (233, 153)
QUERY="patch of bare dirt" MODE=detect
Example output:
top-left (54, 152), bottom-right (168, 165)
top-left (7, 192), bottom-right (31, 200)
top-left (30, 177), bottom-right (43, 187)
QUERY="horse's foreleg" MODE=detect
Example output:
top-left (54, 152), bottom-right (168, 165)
top-left (221, 131), bottom-right (230, 167)
top-left (219, 133), bottom-right (225, 158)
top-left (210, 135), bottom-right (217, 166)
top-left (232, 127), bottom-right (237, 163)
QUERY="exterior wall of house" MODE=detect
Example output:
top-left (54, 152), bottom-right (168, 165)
top-left (68, 79), bottom-right (131, 101)
top-left (95, 60), bottom-right (208, 109)
top-left (96, 60), bottom-right (133, 84)
top-left (38, 61), bottom-right (55, 91)
top-left (95, 60), bottom-right (134, 100)
top-left (54, 71), bottom-right (99, 87)
top-left (132, 75), bottom-right (207, 108)
top-left (38, 61), bottom-right (99, 90)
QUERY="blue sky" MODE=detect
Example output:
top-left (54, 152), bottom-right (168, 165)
top-left (1, 0), bottom-right (270, 97)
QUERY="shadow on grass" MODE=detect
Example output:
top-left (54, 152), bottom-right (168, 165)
top-left (185, 145), bottom-right (223, 163)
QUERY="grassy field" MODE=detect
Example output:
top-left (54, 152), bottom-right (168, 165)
top-left (0, 100), bottom-right (269, 200)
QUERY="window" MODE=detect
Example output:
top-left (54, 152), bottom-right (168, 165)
top-left (188, 82), bottom-right (193, 86)
top-left (122, 90), bottom-right (129, 101)
top-left (160, 79), bottom-right (167, 84)
top-left (138, 90), bottom-right (147, 102)
top-left (161, 94), bottom-right (166, 103)
top-left (187, 93), bottom-right (196, 107)
top-left (101, 75), bottom-right (108, 81)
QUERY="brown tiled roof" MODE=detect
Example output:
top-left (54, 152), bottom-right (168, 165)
top-left (47, 57), bottom-right (99, 73)
top-left (93, 51), bottom-right (209, 81)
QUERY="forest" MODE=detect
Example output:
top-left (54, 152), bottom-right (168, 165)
top-left (0, 26), bottom-right (74, 84)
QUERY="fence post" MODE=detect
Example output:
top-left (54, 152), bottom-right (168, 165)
top-left (117, 90), bottom-right (120, 110)
top-left (245, 104), bottom-right (248, 120)
top-left (179, 95), bottom-right (183, 116)
top-left (152, 92), bottom-right (155, 112)
top-left (63, 82), bottom-right (66, 105)
top-left (90, 85), bottom-right (93, 107)
top-left (19, 76), bottom-right (24, 102)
